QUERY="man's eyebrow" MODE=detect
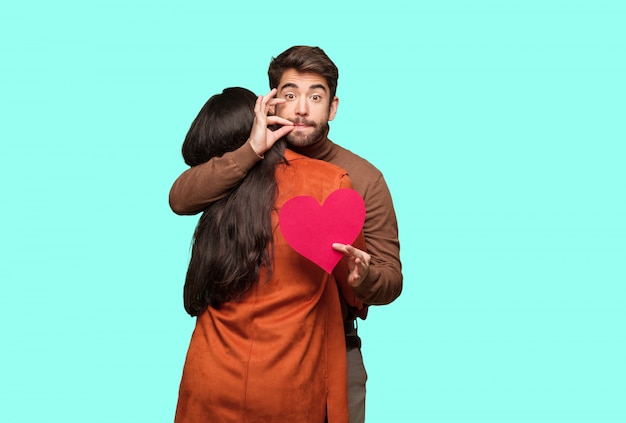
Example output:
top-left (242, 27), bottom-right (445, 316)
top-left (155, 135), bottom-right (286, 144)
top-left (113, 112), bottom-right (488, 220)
top-left (279, 82), bottom-right (328, 92)
top-left (309, 84), bottom-right (328, 92)
top-left (279, 82), bottom-right (298, 90)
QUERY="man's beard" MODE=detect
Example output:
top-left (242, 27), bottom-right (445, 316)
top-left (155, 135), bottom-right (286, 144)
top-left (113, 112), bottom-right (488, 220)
top-left (285, 119), bottom-right (329, 147)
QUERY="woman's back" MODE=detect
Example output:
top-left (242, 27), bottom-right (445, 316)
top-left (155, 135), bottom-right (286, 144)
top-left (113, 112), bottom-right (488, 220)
top-left (175, 150), bottom-right (352, 423)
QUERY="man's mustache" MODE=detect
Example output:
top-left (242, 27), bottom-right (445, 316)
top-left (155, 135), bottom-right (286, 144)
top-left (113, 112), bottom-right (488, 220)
top-left (292, 118), bottom-right (317, 127)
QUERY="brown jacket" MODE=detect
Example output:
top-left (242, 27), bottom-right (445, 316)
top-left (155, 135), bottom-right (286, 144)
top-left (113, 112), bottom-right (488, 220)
top-left (170, 136), bottom-right (403, 308)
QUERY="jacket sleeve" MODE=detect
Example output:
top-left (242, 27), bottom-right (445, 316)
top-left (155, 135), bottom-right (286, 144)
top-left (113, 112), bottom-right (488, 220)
top-left (350, 173), bottom-right (403, 305)
top-left (169, 142), bottom-right (263, 215)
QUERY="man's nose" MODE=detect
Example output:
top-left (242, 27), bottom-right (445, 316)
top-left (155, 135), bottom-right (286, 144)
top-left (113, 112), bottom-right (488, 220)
top-left (295, 97), bottom-right (308, 115)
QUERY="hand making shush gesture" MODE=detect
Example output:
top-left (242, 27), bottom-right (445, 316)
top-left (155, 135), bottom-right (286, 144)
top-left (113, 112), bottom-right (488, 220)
top-left (248, 88), bottom-right (294, 156)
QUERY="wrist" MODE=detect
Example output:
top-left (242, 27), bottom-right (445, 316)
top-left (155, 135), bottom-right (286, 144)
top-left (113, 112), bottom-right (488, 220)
top-left (247, 138), bottom-right (265, 158)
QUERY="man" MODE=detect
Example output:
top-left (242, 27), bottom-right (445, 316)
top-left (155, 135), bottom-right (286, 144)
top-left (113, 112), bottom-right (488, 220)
top-left (170, 46), bottom-right (402, 422)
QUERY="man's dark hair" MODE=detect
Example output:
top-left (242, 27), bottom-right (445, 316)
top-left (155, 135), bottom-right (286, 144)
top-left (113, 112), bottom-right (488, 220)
top-left (181, 87), bottom-right (286, 316)
top-left (268, 46), bottom-right (339, 99)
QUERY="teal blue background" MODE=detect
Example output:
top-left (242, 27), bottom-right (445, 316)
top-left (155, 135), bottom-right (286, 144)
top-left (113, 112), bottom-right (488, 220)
top-left (1, 1), bottom-right (624, 421)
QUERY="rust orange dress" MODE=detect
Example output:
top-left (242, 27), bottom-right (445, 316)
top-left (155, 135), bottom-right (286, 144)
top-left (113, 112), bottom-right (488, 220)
top-left (175, 149), bottom-right (364, 423)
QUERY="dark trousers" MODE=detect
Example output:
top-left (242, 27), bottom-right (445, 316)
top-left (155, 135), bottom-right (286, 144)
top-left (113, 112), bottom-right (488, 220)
top-left (345, 324), bottom-right (367, 423)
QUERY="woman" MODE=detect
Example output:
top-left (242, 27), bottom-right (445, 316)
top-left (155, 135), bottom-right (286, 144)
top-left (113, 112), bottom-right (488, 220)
top-left (174, 87), bottom-right (368, 422)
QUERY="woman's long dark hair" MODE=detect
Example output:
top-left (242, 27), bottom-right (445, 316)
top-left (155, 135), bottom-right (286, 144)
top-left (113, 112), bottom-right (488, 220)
top-left (181, 87), bottom-right (286, 316)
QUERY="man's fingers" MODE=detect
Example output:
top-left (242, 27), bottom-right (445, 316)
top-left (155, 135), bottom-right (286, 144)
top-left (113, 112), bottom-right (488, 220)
top-left (254, 95), bottom-right (263, 113)
top-left (267, 116), bottom-right (293, 126)
top-left (332, 243), bottom-right (348, 254)
top-left (260, 89), bottom-right (278, 109)
top-left (272, 125), bottom-right (294, 139)
top-left (339, 244), bottom-right (371, 266)
top-left (335, 243), bottom-right (358, 257)
top-left (268, 97), bottom-right (286, 106)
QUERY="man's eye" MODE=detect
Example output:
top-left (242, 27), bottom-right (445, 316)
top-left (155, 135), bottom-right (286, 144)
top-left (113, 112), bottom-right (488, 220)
top-left (285, 93), bottom-right (295, 100)
top-left (311, 95), bottom-right (321, 101)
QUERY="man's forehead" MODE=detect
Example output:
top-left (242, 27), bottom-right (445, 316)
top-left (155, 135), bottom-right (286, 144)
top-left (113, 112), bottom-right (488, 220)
top-left (278, 70), bottom-right (329, 91)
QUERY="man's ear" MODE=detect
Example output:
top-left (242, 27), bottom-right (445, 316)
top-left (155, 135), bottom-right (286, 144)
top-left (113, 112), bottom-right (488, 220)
top-left (329, 96), bottom-right (339, 121)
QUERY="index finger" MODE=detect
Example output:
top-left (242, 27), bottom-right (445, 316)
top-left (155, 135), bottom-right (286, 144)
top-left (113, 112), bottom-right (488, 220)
top-left (259, 88), bottom-right (280, 111)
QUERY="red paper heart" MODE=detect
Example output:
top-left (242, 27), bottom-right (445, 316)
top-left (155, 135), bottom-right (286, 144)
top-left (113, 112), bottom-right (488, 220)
top-left (279, 188), bottom-right (366, 273)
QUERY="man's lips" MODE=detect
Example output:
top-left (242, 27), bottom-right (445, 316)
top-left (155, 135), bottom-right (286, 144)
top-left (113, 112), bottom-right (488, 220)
top-left (293, 119), bottom-right (314, 129)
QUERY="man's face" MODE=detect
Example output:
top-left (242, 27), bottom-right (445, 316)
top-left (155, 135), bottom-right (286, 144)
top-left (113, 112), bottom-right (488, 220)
top-left (274, 69), bottom-right (338, 147)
